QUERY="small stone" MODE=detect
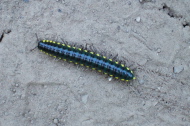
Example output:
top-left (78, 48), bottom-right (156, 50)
top-left (20, 94), bottom-right (25, 100)
top-left (182, 117), bottom-right (186, 121)
top-left (117, 26), bottom-right (120, 31)
top-left (138, 79), bottom-right (144, 84)
top-left (4, 112), bottom-right (8, 116)
top-left (133, 29), bottom-right (137, 33)
top-left (137, 58), bottom-right (147, 66)
top-left (58, 9), bottom-right (62, 12)
top-left (108, 77), bottom-right (112, 81)
top-left (157, 48), bottom-right (161, 53)
top-left (11, 88), bottom-right (16, 93)
top-left (152, 101), bottom-right (158, 106)
top-left (30, 120), bottom-right (33, 124)
top-left (82, 94), bottom-right (88, 104)
top-left (135, 17), bottom-right (141, 22)
top-left (173, 65), bottom-right (184, 74)
top-left (139, 0), bottom-right (143, 3)
top-left (15, 83), bottom-right (19, 87)
top-left (53, 118), bottom-right (59, 124)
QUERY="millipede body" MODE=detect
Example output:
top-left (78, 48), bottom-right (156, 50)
top-left (38, 40), bottom-right (135, 81)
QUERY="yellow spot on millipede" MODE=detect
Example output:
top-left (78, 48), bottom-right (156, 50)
top-left (103, 56), bottom-right (106, 59)
top-left (109, 59), bottom-right (112, 61)
top-left (121, 64), bottom-right (124, 67)
top-left (98, 70), bottom-right (101, 72)
top-left (121, 79), bottom-right (124, 81)
top-left (84, 50), bottom-right (88, 52)
top-left (90, 52), bottom-right (94, 54)
top-left (96, 54), bottom-right (100, 56)
top-left (126, 67), bottom-right (130, 70)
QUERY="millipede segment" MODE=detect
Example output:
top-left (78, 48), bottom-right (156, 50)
top-left (38, 40), bottom-right (135, 81)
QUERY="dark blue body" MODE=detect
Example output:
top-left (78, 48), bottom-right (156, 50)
top-left (38, 41), bottom-right (134, 80)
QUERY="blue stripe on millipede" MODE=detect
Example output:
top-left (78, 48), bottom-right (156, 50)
top-left (39, 42), bottom-right (133, 78)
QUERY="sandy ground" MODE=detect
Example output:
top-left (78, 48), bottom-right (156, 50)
top-left (0, 0), bottom-right (190, 126)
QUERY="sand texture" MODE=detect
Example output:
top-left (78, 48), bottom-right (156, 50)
top-left (0, 0), bottom-right (190, 126)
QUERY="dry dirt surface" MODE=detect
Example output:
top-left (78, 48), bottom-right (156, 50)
top-left (0, 0), bottom-right (190, 126)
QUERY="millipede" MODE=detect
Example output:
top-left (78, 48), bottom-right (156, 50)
top-left (38, 40), bottom-right (135, 82)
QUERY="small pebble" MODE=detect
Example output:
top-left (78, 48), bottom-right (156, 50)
top-left (43, 85), bottom-right (47, 88)
top-left (11, 88), bottom-right (16, 93)
top-left (108, 77), bottom-right (112, 81)
top-left (182, 117), bottom-right (186, 121)
top-left (82, 94), bottom-right (88, 104)
top-left (117, 26), bottom-right (120, 31)
top-left (4, 112), bottom-right (8, 116)
top-left (138, 79), bottom-right (144, 84)
top-left (20, 94), bottom-right (25, 100)
top-left (139, 0), bottom-right (143, 3)
top-left (173, 65), bottom-right (184, 74)
top-left (30, 120), bottom-right (33, 124)
top-left (125, 29), bottom-right (129, 33)
top-left (58, 9), bottom-right (62, 12)
top-left (133, 29), bottom-right (137, 33)
top-left (138, 58), bottom-right (147, 66)
top-left (15, 83), bottom-right (19, 87)
top-left (135, 17), bottom-right (141, 22)
top-left (53, 118), bottom-right (59, 124)
top-left (157, 48), bottom-right (161, 53)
